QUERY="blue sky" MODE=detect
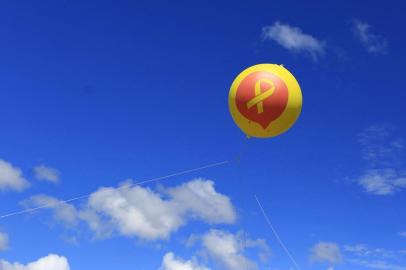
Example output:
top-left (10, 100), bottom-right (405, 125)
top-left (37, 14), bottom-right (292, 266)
top-left (0, 1), bottom-right (405, 270)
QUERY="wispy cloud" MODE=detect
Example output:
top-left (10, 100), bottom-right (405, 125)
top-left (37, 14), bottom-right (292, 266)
top-left (0, 231), bottom-right (8, 251)
top-left (0, 254), bottom-right (70, 270)
top-left (23, 195), bottom-right (78, 228)
top-left (358, 169), bottom-right (406, 195)
top-left (345, 244), bottom-right (406, 270)
top-left (34, 165), bottom-right (60, 184)
top-left (349, 259), bottom-right (406, 270)
top-left (309, 242), bottom-right (406, 270)
top-left (355, 125), bottom-right (406, 195)
top-left (352, 20), bottom-right (387, 54)
top-left (262, 21), bottom-right (325, 60)
top-left (0, 159), bottom-right (29, 192)
top-left (344, 244), bottom-right (397, 259)
top-left (357, 125), bottom-right (403, 166)
top-left (399, 232), bottom-right (406, 238)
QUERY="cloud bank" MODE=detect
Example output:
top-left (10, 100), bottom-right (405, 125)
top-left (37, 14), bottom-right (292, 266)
top-left (24, 179), bottom-right (237, 241)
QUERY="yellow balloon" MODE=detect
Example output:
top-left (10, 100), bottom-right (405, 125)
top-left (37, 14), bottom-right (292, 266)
top-left (229, 64), bottom-right (302, 138)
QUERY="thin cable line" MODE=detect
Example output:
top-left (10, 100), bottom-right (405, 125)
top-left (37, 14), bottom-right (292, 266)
top-left (254, 195), bottom-right (302, 270)
top-left (0, 160), bottom-right (229, 220)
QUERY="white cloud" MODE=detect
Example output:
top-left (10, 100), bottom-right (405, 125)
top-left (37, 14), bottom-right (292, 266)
top-left (201, 229), bottom-right (269, 270)
top-left (166, 180), bottom-right (236, 224)
top-left (24, 179), bottom-right (236, 241)
top-left (33, 165), bottom-right (60, 183)
top-left (160, 253), bottom-right (210, 270)
top-left (310, 242), bottom-right (342, 264)
top-left (399, 232), bottom-right (406, 238)
top-left (262, 21), bottom-right (325, 59)
top-left (0, 254), bottom-right (70, 270)
top-left (85, 179), bottom-right (236, 240)
top-left (0, 159), bottom-right (29, 192)
top-left (352, 20), bottom-right (387, 54)
top-left (84, 182), bottom-right (184, 240)
top-left (0, 231), bottom-right (9, 251)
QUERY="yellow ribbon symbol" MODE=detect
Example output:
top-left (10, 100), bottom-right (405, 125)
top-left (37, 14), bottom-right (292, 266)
top-left (246, 79), bottom-right (275, 114)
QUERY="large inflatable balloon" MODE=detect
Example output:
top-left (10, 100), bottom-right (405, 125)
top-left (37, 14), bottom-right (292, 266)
top-left (229, 64), bottom-right (302, 138)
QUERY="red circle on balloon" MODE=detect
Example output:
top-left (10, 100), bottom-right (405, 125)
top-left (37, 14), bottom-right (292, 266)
top-left (235, 71), bottom-right (289, 129)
